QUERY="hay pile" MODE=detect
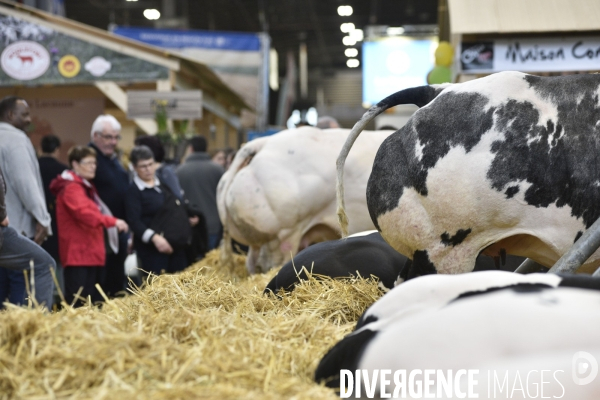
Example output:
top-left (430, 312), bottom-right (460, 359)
top-left (0, 250), bottom-right (384, 399)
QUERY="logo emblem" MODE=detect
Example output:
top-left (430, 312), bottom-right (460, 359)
top-left (1, 41), bottom-right (50, 80)
top-left (58, 55), bottom-right (81, 78)
top-left (84, 56), bottom-right (111, 77)
top-left (572, 351), bottom-right (599, 385)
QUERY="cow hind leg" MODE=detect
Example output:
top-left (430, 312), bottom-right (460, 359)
top-left (400, 246), bottom-right (483, 280)
top-left (400, 250), bottom-right (439, 281)
top-left (246, 246), bottom-right (261, 274)
top-left (298, 224), bottom-right (340, 251)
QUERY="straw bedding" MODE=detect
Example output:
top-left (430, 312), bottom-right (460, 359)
top-left (0, 250), bottom-right (384, 399)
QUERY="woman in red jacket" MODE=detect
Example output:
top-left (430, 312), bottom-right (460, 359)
top-left (50, 146), bottom-right (128, 306)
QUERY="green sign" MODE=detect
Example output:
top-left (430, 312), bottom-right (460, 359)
top-left (0, 14), bottom-right (169, 86)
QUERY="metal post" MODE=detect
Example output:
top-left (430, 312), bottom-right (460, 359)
top-left (549, 216), bottom-right (600, 274)
top-left (514, 258), bottom-right (547, 274)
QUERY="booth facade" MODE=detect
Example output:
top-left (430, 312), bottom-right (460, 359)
top-left (448, 0), bottom-right (600, 82)
top-left (0, 1), bottom-right (249, 162)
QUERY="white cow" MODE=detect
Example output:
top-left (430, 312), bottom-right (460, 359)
top-left (218, 127), bottom-right (394, 273)
top-left (316, 271), bottom-right (600, 399)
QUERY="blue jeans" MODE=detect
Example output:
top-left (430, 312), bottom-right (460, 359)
top-left (0, 267), bottom-right (26, 306)
top-left (0, 226), bottom-right (56, 309)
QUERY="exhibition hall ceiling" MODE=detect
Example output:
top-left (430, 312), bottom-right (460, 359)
top-left (64, 0), bottom-right (439, 73)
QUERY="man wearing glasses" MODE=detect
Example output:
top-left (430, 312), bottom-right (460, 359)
top-left (89, 114), bottom-right (130, 298)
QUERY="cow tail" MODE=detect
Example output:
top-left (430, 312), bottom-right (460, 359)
top-left (220, 229), bottom-right (234, 271)
top-left (218, 139), bottom-right (266, 269)
top-left (336, 85), bottom-right (446, 237)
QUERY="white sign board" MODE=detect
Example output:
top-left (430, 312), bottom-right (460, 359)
top-left (127, 90), bottom-right (202, 120)
top-left (460, 37), bottom-right (600, 73)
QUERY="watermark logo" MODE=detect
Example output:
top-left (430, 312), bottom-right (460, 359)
top-left (572, 351), bottom-right (598, 386)
top-left (339, 369), bottom-right (480, 399)
top-left (338, 352), bottom-right (598, 399)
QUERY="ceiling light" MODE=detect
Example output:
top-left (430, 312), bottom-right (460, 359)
top-left (347, 59), bottom-right (360, 68)
top-left (337, 5), bottom-right (353, 16)
top-left (386, 27), bottom-right (405, 36)
top-left (269, 48), bottom-right (279, 91)
top-left (340, 22), bottom-right (355, 33)
top-left (342, 36), bottom-right (357, 46)
top-left (143, 9), bottom-right (161, 20)
top-left (349, 29), bottom-right (364, 42)
top-left (126, 0), bottom-right (138, 2)
top-left (345, 48), bottom-right (358, 57)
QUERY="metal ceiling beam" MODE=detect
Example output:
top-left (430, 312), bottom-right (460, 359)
top-left (306, 0), bottom-right (333, 69)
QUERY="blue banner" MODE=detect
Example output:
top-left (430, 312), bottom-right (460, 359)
top-left (113, 27), bottom-right (261, 52)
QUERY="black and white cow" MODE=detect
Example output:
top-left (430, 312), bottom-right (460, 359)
top-left (264, 231), bottom-right (526, 294)
top-left (337, 71), bottom-right (600, 278)
top-left (354, 270), bottom-right (600, 331)
top-left (263, 231), bottom-right (409, 294)
top-left (315, 271), bottom-right (600, 398)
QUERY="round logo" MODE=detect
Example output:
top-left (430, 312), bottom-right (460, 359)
top-left (84, 56), bottom-right (111, 77)
top-left (572, 351), bottom-right (599, 386)
top-left (0, 41), bottom-right (50, 81)
top-left (58, 55), bottom-right (81, 78)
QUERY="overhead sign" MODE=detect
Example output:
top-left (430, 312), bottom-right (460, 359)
top-left (114, 27), bottom-right (269, 129)
top-left (113, 28), bottom-right (261, 52)
top-left (461, 37), bottom-right (600, 73)
top-left (0, 14), bottom-right (169, 86)
top-left (127, 90), bottom-right (202, 120)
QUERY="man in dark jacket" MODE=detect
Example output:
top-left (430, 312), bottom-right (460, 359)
top-left (38, 135), bottom-right (68, 303)
top-left (177, 136), bottom-right (224, 252)
top-left (38, 135), bottom-right (68, 262)
top-left (0, 166), bottom-right (55, 309)
top-left (89, 115), bottom-right (130, 297)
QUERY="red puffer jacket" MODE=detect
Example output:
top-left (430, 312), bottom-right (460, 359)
top-left (50, 170), bottom-right (117, 267)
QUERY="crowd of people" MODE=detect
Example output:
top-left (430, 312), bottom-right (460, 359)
top-left (0, 95), bottom-right (232, 309)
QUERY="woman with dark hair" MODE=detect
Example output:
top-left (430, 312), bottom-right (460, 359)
top-left (210, 148), bottom-right (227, 168)
top-left (50, 146), bottom-right (129, 306)
top-left (125, 145), bottom-right (198, 278)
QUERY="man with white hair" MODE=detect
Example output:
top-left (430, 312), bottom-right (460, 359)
top-left (89, 114), bottom-right (130, 297)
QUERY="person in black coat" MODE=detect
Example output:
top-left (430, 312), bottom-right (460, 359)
top-left (88, 115), bottom-right (130, 297)
top-left (37, 135), bottom-right (68, 302)
top-left (125, 146), bottom-right (197, 278)
top-left (134, 135), bottom-right (209, 264)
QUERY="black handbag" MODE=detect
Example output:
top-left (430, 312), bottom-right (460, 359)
top-left (149, 182), bottom-right (192, 248)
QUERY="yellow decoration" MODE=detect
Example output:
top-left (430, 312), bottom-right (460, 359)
top-left (435, 41), bottom-right (454, 67)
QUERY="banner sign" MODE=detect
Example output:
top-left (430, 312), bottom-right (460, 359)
top-left (114, 28), bottom-right (261, 52)
top-left (127, 90), bottom-right (202, 119)
top-left (461, 37), bottom-right (600, 73)
top-left (0, 15), bottom-right (169, 86)
top-left (114, 27), bottom-right (269, 128)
